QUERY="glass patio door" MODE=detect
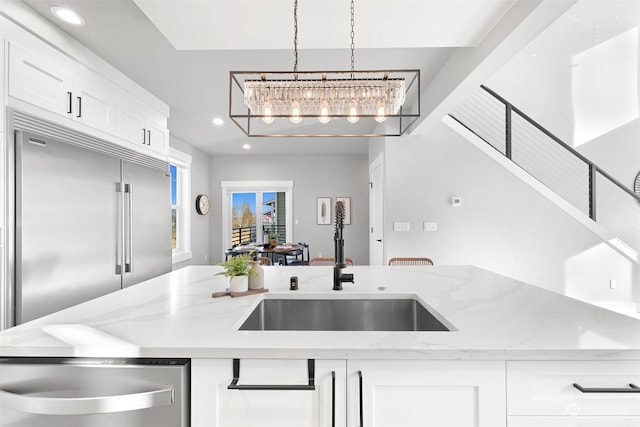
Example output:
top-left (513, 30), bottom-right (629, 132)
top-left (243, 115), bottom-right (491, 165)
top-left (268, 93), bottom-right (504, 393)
top-left (221, 181), bottom-right (294, 257)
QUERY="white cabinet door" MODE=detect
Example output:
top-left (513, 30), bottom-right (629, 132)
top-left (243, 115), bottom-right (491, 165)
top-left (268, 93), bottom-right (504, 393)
top-left (192, 358), bottom-right (346, 427)
top-left (73, 71), bottom-right (116, 132)
top-left (145, 113), bottom-right (169, 155)
top-left (8, 39), bottom-right (116, 134)
top-left (8, 40), bottom-right (72, 116)
top-left (348, 360), bottom-right (506, 427)
top-left (115, 90), bottom-right (169, 156)
top-left (115, 91), bottom-right (147, 145)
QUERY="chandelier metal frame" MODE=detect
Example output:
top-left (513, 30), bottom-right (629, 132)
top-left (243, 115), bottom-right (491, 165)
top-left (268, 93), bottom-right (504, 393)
top-left (228, 0), bottom-right (421, 138)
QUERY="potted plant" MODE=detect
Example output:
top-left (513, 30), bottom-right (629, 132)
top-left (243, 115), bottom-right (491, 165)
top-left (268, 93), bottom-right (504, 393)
top-left (216, 255), bottom-right (254, 292)
top-left (268, 233), bottom-right (279, 248)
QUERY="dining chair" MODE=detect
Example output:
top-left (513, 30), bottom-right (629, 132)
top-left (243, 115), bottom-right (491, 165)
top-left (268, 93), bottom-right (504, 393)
top-left (287, 242), bottom-right (309, 266)
top-left (309, 257), bottom-right (354, 266)
top-left (258, 257), bottom-right (272, 266)
top-left (388, 257), bottom-right (434, 266)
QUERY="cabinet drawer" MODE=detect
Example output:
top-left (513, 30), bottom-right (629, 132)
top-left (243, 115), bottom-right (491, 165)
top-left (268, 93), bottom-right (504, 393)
top-left (507, 361), bottom-right (640, 416)
top-left (508, 416), bottom-right (640, 426)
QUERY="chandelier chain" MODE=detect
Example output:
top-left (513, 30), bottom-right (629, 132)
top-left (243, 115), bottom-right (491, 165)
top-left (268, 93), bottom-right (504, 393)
top-left (350, 0), bottom-right (355, 74)
top-left (293, 0), bottom-right (299, 78)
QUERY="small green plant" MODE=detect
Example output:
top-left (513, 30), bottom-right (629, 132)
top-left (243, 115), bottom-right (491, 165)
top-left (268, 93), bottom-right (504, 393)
top-left (268, 233), bottom-right (279, 239)
top-left (216, 255), bottom-right (254, 277)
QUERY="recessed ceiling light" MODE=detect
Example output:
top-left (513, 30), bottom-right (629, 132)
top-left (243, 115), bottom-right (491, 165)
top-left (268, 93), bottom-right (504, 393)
top-left (242, 144), bottom-right (251, 150)
top-left (50, 6), bottom-right (86, 26)
top-left (212, 117), bottom-right (224, 126)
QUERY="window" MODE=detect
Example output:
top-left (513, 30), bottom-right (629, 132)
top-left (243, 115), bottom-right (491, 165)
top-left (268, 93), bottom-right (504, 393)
top-left (170, 147), bottom-right (192, 264)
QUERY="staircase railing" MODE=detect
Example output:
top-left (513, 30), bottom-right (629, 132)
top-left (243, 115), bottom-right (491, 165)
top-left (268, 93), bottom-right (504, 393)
top-left (450, 85), bottom-right (640, 252)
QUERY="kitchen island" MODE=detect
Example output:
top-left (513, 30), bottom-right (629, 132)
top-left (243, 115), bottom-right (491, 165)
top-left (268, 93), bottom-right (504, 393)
top-left (1, 265), bottom-right (639, 426)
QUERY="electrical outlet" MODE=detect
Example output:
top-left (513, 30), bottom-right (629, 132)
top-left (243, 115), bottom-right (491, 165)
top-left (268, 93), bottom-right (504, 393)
top-left (423, 222), bottom-right (437, 231)
top-left (609, 279), bottom-right (617, 289)
top-left (393, 222), bottom-right (410, 232)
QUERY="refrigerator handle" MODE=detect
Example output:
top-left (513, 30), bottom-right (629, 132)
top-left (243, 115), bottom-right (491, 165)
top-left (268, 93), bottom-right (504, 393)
top-left (115, 182), bottom-right (124, 275)
top-left (125, 183), bottom-right (134, 273)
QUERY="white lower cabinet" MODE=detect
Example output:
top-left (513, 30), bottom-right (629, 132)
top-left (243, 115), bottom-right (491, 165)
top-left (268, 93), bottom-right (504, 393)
top-left (507, 360), bottom-right (640, 427)
top-left (192, 359), bottom-right (505, 427)
top-left (192, 358), bottom-right (346, 427)
top-left (349, 360), bottom-right (506, 427)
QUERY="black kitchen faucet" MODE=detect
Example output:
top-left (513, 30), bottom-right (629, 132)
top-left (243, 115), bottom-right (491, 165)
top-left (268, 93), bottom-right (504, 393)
top-left (333, 200), bottom-right (354, 290)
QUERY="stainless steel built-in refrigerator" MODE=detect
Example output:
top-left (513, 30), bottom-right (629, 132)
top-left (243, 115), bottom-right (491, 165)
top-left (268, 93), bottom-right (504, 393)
top-left (9, 112), bottom-right (171, 325)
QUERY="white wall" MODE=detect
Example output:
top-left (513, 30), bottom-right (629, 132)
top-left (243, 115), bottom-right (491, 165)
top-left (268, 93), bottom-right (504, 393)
top-left (383, 124), bottom-right (638, 305)
top-left (170, 136), bottom-right (211, 269)
top-left (485, 0), bottom-right (640, 187)
top-left (209, 153), bottom-right (369, 265)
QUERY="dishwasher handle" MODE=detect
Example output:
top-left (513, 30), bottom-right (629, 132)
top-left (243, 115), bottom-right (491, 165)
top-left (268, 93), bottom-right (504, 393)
top-left (0, 385), bottom-right (175, 415)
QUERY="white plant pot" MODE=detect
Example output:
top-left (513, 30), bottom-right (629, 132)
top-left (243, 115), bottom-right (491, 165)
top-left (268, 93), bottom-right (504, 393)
top-left (229, 275), bottom-right (248, 293)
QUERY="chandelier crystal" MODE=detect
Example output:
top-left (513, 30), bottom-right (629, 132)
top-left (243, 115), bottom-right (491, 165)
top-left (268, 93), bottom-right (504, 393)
top-left (228, 0), bottom-right (420, 137)
top-left (244, 76), bottom-right (407, 124)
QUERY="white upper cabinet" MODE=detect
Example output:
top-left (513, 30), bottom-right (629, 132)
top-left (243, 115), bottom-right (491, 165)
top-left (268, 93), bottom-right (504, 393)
top-left (5, 17), bottom-right (168, 158)
top-left (115, 91), bottom-right (168, 156)
top-left (8, 38), bottom-right (116, 133)
top-left (8, 40), bottom-right (72, 116)
top-left (72, 70), bottom-right (117, 133)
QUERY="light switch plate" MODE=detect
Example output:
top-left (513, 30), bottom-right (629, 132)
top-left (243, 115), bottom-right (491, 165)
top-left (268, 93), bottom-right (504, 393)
top-left (423, 221), bottom-right (437, 231)
top-left (393, 221), bottom-right (410, 232)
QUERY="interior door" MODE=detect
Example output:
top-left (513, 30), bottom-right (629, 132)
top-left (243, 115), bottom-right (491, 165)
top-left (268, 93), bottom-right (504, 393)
top-left (17, 131), bottom-right (121, 323)
top-left (121, 160), bottom-right (171, 288)
top-left (369, 154), bottom-right (384, 265)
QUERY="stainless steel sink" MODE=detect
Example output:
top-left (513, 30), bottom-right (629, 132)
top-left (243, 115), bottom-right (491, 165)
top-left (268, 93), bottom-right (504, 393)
top-left (239, 298), bottom-right (452, 331)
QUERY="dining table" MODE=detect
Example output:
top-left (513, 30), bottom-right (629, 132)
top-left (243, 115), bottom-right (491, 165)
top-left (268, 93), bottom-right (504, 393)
top-left (226, 242), bottom-right (305, 265)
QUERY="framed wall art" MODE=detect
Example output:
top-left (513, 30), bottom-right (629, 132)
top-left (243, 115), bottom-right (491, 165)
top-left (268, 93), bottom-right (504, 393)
top-left (317, 197), bottom-right (331, 225)
top-left (336, 197), bottom-right (351, 225)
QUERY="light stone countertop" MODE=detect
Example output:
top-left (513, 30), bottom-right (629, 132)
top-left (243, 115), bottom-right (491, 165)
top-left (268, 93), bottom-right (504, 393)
top-left (0, 265), bottom-right (638, 360)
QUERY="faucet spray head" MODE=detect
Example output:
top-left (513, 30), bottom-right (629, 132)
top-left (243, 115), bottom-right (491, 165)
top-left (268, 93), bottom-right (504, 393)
top-left (335, 200), bottom-right (345, 236)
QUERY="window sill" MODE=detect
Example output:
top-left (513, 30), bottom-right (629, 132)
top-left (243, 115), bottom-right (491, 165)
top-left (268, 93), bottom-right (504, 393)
top-left (172, 250), bottom-right (192, 265)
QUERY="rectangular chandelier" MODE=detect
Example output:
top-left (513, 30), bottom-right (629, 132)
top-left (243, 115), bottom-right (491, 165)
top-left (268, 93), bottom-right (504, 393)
top-left (229, 69), bottom-right (420, 137)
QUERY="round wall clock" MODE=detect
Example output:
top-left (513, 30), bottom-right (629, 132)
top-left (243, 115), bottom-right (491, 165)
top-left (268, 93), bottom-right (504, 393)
top-left (195, 194), bottom-right (210, 215)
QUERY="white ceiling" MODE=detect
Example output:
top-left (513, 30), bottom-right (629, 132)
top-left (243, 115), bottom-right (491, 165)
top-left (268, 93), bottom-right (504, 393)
top-left (17, 0), bottom-right (516, 156)
top-left (133, 0), bottom-right (516, 50)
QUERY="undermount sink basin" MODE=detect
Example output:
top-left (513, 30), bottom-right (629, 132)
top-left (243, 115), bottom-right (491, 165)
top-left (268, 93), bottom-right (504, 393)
top-left (239, 297), bottom-right (452, 331)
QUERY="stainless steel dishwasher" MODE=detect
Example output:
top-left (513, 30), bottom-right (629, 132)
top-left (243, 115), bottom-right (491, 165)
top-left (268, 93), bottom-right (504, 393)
top-left (0, 357), bottom-right (190, 426)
